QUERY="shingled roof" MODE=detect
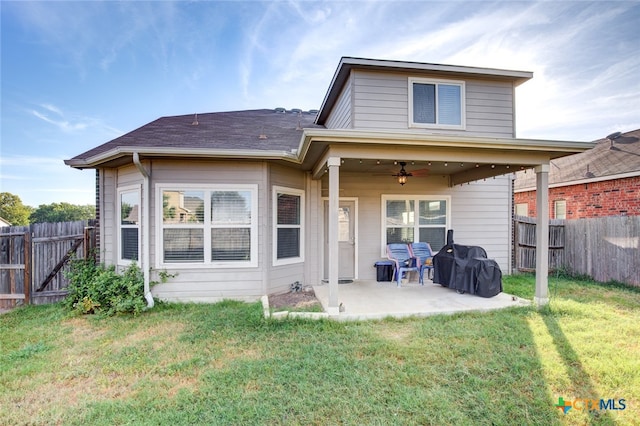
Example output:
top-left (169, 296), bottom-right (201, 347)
top-left (514, 128), bottom-right (640, 190)
top-left (66, 109), bottom-right (324, 168)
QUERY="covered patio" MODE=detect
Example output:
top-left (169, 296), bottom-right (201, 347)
top-left (311, 277), bottom-right (530, 321)
top-left (302, 130), bottom-right (593, 314)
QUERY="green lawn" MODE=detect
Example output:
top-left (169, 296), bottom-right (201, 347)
top-left (1, 275), bottom-right (639, 425)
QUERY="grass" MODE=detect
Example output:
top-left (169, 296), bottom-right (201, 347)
top-left (1, 275), bottom-right (639, 425)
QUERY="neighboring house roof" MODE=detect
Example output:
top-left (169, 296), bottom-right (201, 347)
top-left (316, 57), bottom-right (533, 125)
top-left (0, 217), bottom-right (11, 227)
top-left (65, 109), bottom-right (323, 169)
top-left (514, 128), bottom-right (640, 191)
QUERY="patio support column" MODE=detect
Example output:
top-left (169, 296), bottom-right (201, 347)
top-left (327, 156), bottom-right (341, 315)
top-left (534, 164), bottom-right (550, 307)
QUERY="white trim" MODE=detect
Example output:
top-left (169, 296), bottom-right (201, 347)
top-left (117, 184), bottom-right (141, 266)
top-left (380, 194), bottom-right (452, 256)
top-left (155, 183), bottom-right (258, 269)
top-left (272, 186), bottom-right (305, 266)
top-left (515, 203), bottom-right (528, 217)
top-left (554, 199), bottom-right (567, 220)
top-left (408, 77), bottom-right (466, 130)
top-left (515, 170), bottom-right (640, 193)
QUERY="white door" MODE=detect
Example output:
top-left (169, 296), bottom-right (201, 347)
top-left (324, 200), bottom-right (356, 279)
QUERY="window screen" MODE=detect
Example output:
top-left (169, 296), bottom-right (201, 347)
top-left (275, 190), bottom-right (303, 262)
top-left (384, 197), bottom-right (449, 252)
top-left (119, 190), bottom-right (139, 261)
top-left (410, 78), bottom-right (464, 128)
top-left (160, 186), bottom-right (256, 266)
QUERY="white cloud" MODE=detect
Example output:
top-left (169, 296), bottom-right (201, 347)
top-left (31, 110), bottom-right (88, 132)
top-left (28, 104), bottom-right (122, 137)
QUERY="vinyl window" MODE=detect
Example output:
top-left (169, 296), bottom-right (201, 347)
top-left (554, 200), bottom-right (567, 219)
top-left (118, 186), bottom-right (140, 264)
top-left (273, 186), bottom-right (304, 266)
top-left (383, 196), bottom-right (450, 253)
top-left (409, 77), bottom-right (465, 129)
top-left (158, 185), bottom-right (257, 267)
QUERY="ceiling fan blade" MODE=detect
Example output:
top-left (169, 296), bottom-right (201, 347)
top-left (410, 168), bottom-right (430, 177)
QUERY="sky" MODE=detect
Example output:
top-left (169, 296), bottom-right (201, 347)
top-left (1, 0), bottom-right (639, 208)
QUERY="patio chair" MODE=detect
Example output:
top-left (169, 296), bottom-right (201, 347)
top-left (386, 243), bottom-right (418, 287)
top-left (410, 242), bottom-right (435, 285)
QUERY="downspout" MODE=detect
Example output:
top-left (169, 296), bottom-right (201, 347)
top-left (133, 152), bottom-right (154, 308)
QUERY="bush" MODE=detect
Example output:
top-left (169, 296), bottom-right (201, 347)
top-left (64, 259), bottom-right (147, 316)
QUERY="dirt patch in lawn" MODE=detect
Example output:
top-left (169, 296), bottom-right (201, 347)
top-left (268, 288), bottom-right (322, 311)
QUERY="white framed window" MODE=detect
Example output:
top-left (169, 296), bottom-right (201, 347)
top-left (515, 203), bottom-right (528, 217)
top-left (273, 186), bottom-right (305, 266)
top-left (554, 200), bottom-right (566, 219)
top-left (408, 77), bottom-right (465, 129)
top-left (118, 185), bottom-right (141, 264)
top-left (157, 184), bottom-right (258, 268)
top-left (382, 195), bottom-right (451, 254)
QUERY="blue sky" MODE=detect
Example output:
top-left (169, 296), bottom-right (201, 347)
top-left (1, 0), bottom-right (639, 207)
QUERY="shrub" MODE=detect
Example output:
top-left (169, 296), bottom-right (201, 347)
top-left (64, 259), bottom-right (147, 316)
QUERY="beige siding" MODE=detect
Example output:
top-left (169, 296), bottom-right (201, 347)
top-left (95, 160), bottom-right (309, 302)
top-left (352, 71), bottom-right (408, 130)
top-left (450, 176), bottom-right (511, 270)
top-left (304, 178), bottom-right (323, 288)
top-left (148, 160), bottom-right (267, 301)
top-left (268, 164), bottom-right (308, 294)
top-left (465, 81), bottom-right (514, 138)
top-left (325, 74), bottom-right (353, 129)
top-left (102, 168), bottom-right (117, 265)
top-left (349, 70), bottom-right (515, 138)
top-left (151, 269), bottom-right (264, 303)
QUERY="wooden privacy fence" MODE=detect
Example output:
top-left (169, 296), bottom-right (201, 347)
top-left (564, 216), bottom-right (639, 286)
top-left (0, 220), bottom-right (96, 309)
top-left (514, 216), bottom-right (565, 272)
top-left (513, 215), bottom-right (640, 287)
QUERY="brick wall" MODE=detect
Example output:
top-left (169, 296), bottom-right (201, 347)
top-left (515, 175), bottom-right (640, 218)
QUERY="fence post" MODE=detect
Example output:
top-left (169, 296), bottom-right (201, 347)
top-left (24, 232), bottom-right (31, 305)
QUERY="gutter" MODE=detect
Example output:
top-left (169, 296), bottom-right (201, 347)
top-left (133, 152), bottom-right (154, 308)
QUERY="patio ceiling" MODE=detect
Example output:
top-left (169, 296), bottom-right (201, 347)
top-left (301, 129), bottom-right (595, 186)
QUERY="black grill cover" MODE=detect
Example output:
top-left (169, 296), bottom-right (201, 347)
top-left (463, 258), bottom-right (503, 297)
top-left (432, 230), bottom-right (502, 297)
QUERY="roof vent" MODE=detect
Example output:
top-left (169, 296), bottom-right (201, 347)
top-left (290, 108), bottom-right (302, 115)
top-left (191, 113), bottom-right (199, 126)
top-left (258, 126), bottom-right (268, 140)
top-left (607, 131), bottom-right (622, 149)
top-left (275, 107), bottom-right (286, 113)
top-left (308, 109), bottom-right (319, 115)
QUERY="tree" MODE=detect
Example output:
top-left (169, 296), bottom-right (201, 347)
top-left (0, 192), bottom-right (33, 226)
top-left (30, 202), bottom-right (95, 224)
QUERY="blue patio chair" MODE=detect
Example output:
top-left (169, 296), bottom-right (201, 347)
top-left (410, 242), bottom-right (435, 285)
top-left (386, 243), bottom-right (418, 287)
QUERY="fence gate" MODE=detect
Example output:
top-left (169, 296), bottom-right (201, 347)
top-left (0, 220), bottom-right (96, 308)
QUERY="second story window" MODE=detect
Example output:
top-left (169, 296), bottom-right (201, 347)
top-left (409, 77), bottom-right (465, 129)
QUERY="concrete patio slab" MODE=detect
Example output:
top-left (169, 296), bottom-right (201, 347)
top-left (313, 278), bottom-right (530, 321)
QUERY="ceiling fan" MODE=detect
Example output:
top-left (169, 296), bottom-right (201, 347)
top-left (392, 162), bottom-right (412, 185)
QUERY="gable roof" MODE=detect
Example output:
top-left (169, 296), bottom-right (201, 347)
top-left (316, 56), bottom-right (533, 125)
top-left (514, 128), bottom-right (640, 190)
top-left (65, 109), bottom-right (324, 169)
